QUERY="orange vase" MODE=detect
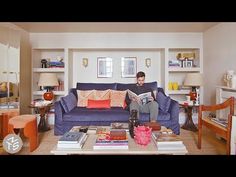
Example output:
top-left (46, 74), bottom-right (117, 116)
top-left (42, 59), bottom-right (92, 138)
top-left (43, 91), bottom-right (54, 101)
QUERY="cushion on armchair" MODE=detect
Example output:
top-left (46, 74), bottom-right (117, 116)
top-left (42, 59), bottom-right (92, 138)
top-left (61, 92), bottom-right (77, 113)
top-left (156, 91), bottom-right (171, 113)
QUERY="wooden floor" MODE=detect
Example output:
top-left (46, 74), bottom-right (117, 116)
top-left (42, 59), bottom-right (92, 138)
top-left (0, 126), bottom-right (227, 155)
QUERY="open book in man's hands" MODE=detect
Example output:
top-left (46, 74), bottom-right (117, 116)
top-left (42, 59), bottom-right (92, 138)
top-left (127, 90), bottom-right (153, 105)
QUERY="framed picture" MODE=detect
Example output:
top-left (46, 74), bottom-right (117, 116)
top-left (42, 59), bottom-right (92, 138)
top-left (183, 60), bottom-right (193, 68)
top-left (97, 57), bottom-right (113, 78)
top-left (121, 57), bottom-right (137, 78)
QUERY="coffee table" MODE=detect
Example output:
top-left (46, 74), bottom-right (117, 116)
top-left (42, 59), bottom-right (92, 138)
top-left (51, 126), bottom-right (188, 155)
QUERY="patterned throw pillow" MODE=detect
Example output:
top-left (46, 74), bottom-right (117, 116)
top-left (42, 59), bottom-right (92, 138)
top-left (110, 90), bottom-right (127, 108)
top-left (93, 89), bottom-right (111, 100)
top-left (77, 89), bottom-right (111, 107)
top-left (77, 90), bottom-right (95, 107)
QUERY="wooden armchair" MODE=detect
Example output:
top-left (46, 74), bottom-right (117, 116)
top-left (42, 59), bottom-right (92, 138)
top-left (198, 97), bottom-right (234, 155)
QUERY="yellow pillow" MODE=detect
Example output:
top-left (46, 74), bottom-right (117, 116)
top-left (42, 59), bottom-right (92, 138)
top-left (110, 90), bottom-right (127, 108)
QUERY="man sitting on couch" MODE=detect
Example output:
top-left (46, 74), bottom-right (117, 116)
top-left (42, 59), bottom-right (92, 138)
top-left (125, 71), bottom-right (159, 122)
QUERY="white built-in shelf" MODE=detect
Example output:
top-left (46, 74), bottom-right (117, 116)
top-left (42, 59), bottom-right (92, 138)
top-left (168, 90), bottom-right (190, 95)
top-left (33, 91), bottom-right (65, 96)
top-left (33, 68), bottom-right (65, 72)
top-left (168, 67), bottom-right (200, 72)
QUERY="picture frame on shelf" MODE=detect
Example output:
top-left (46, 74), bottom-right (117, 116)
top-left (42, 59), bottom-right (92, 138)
top-left (183, 60), bottom-right (193, 68)
top-left (97, 57), bottom-right (113, 78)
top-left (121, 57), bottom-right (137, 78)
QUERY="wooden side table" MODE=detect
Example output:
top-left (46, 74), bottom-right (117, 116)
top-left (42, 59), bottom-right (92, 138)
top-left (29, 103), bottom-right (53, 132)
top-left (179, 104), bottom-right (199, 132)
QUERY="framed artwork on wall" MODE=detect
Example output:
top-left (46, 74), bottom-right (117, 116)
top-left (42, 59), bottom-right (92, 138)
top-left (97, 57), bottom-right (113, 78)
top-left (121, 57), bottom-right (137, 78)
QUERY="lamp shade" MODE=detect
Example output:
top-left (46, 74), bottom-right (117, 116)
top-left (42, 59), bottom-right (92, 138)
top-left (184, 73), bottom-right (203, 86)
top-left (38, 73), bottom-right (59, 87)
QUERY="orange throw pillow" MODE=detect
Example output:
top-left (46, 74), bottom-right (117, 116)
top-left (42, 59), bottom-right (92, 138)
top-left (87, 99), bottom-right (111, 109)
top-left (110, 90), bottom-right (127, 109)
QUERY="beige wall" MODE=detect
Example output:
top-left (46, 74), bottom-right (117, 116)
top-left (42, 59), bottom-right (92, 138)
top-left (203, 23), bottom-right (236, 105)
top-left (19, 30), bottom-right (31, 114)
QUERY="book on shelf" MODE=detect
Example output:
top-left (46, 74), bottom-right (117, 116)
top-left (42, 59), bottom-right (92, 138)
top-left (210, 118), bottom-right (228, 127)
top-left (127, 90), bottom-right (153, 105)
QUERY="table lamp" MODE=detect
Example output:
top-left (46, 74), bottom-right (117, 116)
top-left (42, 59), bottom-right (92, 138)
top-left (38, 73), bottom-right (59, 101)
top-left (184, 73), bottom-right (203, 103)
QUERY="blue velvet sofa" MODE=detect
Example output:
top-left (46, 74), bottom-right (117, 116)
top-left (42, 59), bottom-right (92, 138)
top-left (54, 82), bottom-right (180, 135)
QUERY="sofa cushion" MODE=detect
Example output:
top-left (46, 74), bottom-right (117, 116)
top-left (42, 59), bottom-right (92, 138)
top-left (63, 107), bottom-right (130, 122)
top-left (93, 89), bottom-right (110, 100)
top-left (110, 90), bottom-right (127, 108)
top-left (87, 99), bottom-right (111, 109)
top-left (157, 91), bottom-right (171, 113)
top-left (143, 81), bottom-right (158, 91)
top-left (117, 83), bottom-right (136, 91)
top-left (77, 90), bottom-right (95, 107)
top-left (76, 82), bottom-right (117, 90)
top-left (61, 92), bottom-right (77, 113)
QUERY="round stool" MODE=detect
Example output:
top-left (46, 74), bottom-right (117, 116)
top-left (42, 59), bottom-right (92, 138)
top-left (8, 115), bottom-right (38, 152)
top-left (1, 110), bottom-right (19, 138)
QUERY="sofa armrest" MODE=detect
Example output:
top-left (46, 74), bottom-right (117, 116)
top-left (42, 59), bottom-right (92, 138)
top-left (168, 99), bottom-right (180, 134)
top-left (54, 100), bottom-right (65, 135)
top-left (168, 99), bottom-right (179, 121)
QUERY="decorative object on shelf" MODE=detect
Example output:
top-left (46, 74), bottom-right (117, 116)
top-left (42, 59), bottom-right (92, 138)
top-left (168, 82), bottom-right (173, 90)
top-left (168, 60), bottom-right (180, 67)
top-left (134, 125), bottom-right (152, 146)
top-left (145, 58), bottom-right (151, 68)
top-left (97, 57), bottom-right (113, 78)
top-left (184, 73), bottom-right (203, 105)
top-left (172, 82), bottom-right (179, 90)
top-left (38, 73), bottom-right (59, 101)
top-left (129, 110), bottom-right (139, 138)
top-left (223, 70), bottom-right (236, 88)
top-left (121, 57), bottom-right (137, 78)
top-left (176, 52), bottom-right (195, 60)
top-left (182, 58), bottom-right (193, 68)
top-left (82, 58), bottom-right (88, 67)
top-left (41, 59), bottom-right (48, 68)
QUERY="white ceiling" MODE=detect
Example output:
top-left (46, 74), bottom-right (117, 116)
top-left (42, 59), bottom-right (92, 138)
top-left (13, 22), bottom-right (218, 33)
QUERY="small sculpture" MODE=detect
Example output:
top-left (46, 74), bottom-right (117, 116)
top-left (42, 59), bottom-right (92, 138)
top-left (41, 59), bottom-right (48, 68)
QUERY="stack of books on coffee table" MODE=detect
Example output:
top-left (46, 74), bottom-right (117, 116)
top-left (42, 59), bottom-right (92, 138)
top-left (57, 131), bottom-right (87, 149)
top-left (93, 129), bottom-right (128, 150)
top-left (152, 131), bottom-right (187, 153)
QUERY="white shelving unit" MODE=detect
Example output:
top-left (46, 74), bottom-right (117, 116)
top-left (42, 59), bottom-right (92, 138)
top-left (31, 48), bottom-right (67, 101)
top-left (166, 48), bottom-right (203, 104)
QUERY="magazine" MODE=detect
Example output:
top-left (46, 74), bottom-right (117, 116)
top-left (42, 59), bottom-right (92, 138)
top-left (211, 118), bottom-right (228, 127)
top-left (127, 90), bottom-right (153, 105)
